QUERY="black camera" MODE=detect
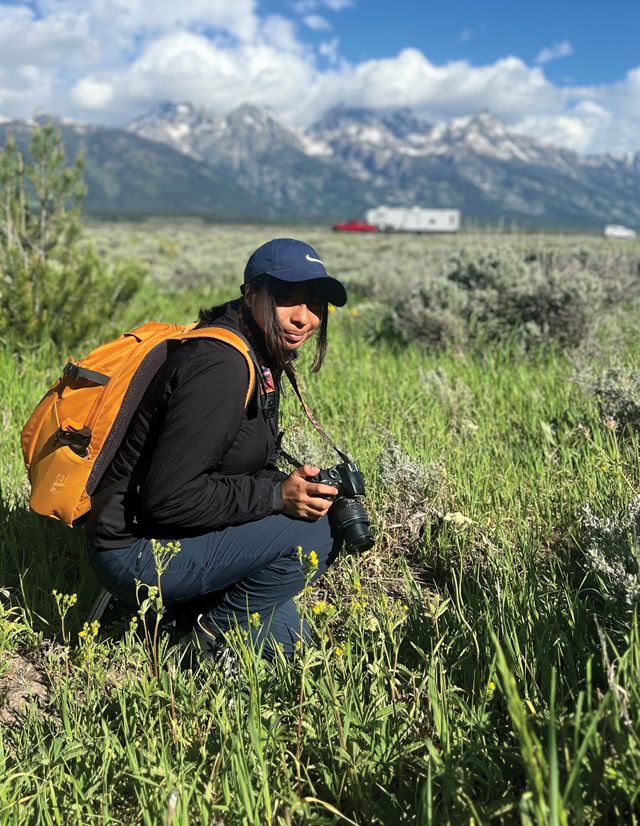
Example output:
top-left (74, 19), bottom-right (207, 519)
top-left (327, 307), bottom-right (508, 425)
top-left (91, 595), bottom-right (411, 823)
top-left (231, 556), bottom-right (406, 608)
top-left (309, 460), bottom-right (374, 554)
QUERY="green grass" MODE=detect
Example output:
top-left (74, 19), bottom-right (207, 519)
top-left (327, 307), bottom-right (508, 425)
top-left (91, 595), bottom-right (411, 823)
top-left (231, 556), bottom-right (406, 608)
top-left (1, 224), bottom-right (639, 824)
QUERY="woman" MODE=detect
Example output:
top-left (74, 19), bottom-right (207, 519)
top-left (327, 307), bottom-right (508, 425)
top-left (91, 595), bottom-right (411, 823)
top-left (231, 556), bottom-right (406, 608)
top-left (86, 238), bottom-right (347, 658)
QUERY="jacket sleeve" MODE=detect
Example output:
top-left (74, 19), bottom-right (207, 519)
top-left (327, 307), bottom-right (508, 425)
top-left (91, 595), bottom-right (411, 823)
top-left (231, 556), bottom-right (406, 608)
top-left (254, 468), bottom-right (287, 512)
top-left (139, 343), bottom-right (279, 530)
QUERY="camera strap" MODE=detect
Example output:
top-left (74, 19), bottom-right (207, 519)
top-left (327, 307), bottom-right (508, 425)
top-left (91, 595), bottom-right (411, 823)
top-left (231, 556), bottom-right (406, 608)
top-left (283, 365), bottom-right (351, 465)
top-left (274, 435), bottom-right (303, 471)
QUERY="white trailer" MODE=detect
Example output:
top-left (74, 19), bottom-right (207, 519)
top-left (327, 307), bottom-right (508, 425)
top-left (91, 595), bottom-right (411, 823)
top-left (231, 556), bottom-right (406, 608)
top-left (364, 206), bottom-right (461, 233)
top-left (603, 224), bottom-right (637, 240)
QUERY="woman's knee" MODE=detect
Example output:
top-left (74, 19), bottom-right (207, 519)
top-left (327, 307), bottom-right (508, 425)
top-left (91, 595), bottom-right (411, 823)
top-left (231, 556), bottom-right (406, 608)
top-left (285, 514), bottom-right (341, 570)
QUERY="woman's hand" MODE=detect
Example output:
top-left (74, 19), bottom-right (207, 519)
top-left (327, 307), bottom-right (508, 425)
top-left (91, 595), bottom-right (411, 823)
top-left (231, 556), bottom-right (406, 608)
top-left (281, 464), bottom-right (338, 520)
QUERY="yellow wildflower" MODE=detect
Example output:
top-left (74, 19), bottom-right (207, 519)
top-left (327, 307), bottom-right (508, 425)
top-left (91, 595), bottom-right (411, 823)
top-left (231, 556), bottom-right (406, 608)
top-left (78, 620), bottom-right (99, 640)
top-left (365, 615), bottom-right (380, 632)
top-left (52, 590), bottom-right (78, 609)
top-left (350, 597), bottom-right (368, 615)
top-left (487, 680), bottom-right (496, 698)
top-left (312, 600), bottom-right (327, 615)
top-left (328, 304), bottom-right (336, 313)
top-left (443, 511), bottom-right (473, 528)
top-left (308, 551), bottom-right (319, 569)
top-left (335, 646), bottom-right (343, 657)
top-left (350, 308), bottom-right (360, 318)
top-left (249, 612), bottom-right (261, 629)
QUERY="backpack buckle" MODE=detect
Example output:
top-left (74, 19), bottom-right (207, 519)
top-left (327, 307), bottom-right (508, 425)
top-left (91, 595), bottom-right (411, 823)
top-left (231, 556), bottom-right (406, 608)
top-left (55, 425), bottom-right (92, 456)
top-left (63, 362), bottom-right (110, 386)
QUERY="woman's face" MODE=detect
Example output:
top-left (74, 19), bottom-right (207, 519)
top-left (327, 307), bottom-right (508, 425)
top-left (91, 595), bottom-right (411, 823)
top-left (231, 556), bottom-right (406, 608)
top-left (246, 281), bottom-right (323, 350)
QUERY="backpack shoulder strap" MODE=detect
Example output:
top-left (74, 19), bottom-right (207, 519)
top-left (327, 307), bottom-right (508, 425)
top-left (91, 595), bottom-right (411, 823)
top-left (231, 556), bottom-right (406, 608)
top-left (176, 325), bottom-right (257, 409)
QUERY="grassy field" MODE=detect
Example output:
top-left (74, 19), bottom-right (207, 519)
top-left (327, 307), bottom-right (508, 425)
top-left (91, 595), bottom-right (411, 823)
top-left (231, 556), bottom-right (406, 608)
top-left (1, 223), bottom-right (640, 823)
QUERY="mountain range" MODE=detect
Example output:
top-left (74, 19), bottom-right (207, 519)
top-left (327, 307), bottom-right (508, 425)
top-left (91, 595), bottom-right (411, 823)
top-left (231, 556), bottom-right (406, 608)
top-left (1, 102), bottom-right (639, 229)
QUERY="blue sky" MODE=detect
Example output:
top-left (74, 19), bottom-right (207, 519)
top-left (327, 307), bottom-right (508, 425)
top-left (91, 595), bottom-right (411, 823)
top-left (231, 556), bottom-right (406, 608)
top-left (0, 0), bottom-right (638, 154)
top-left (278, 0), bottom-right (639, 86)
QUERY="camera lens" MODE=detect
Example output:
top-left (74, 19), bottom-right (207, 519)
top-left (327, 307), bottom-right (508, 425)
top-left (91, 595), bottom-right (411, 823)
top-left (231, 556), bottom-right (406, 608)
top-left (330, 497), bottom-right (374, 554)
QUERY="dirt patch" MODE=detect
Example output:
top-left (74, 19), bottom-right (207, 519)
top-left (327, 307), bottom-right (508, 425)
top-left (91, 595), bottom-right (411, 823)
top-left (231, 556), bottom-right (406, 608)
top-left (0, 654), bottom-right (49, 727)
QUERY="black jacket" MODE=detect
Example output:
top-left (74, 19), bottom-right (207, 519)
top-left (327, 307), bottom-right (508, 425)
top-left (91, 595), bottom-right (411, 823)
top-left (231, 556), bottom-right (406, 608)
top-left (87, 300), bottom-right (287, 550)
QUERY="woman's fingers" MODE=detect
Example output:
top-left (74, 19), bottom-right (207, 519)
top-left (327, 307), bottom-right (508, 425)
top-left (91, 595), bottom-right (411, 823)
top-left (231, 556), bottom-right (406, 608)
top-left (293, 464), bottom-right (320, 478)
top-left (306, 483), bottom-right (338, 499)
top-left (304, 497), bottom-right (332, 516)
top-left (281, 466), bottom-right (338, 519)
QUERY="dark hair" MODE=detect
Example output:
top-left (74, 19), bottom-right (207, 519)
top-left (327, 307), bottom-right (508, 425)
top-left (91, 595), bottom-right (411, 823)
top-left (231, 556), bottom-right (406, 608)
top-left (199, 276), bottom-right (328, 373)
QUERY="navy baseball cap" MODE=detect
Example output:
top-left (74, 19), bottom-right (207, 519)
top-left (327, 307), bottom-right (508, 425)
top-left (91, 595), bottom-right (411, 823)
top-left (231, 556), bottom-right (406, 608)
top-left (243, 238), bottom-right (347, 307)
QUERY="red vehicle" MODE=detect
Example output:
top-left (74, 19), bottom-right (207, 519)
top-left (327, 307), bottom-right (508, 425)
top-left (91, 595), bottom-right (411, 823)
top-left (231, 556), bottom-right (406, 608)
top-left (333, 219), bottom-right (378, 232)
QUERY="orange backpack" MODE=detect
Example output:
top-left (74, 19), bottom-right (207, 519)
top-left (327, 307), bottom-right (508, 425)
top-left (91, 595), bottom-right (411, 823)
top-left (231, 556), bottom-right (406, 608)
top-left (21, 321), bottom-right (257, 526)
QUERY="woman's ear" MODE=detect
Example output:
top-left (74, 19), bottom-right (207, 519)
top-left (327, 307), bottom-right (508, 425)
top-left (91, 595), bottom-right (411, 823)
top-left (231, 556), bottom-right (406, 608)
top-left (244, 286), bottom-right (253, 308)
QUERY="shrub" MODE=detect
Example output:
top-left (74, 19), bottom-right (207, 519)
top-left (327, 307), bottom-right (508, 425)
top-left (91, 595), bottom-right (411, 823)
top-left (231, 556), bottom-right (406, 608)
top-left (580, 367), bottom-right (640, 432)
top-left (583, 498), bottom-right (640, 616)
top-left (375, 246), bottom-right (623, 351)
top-left (376, 439), bottom-right (448, 554)
top-left (0, 122), bottom-right (143, 351)
top-left (376, 278), bottom-right (468, 348)
top-left (419, 366), bottom-right (476, 433)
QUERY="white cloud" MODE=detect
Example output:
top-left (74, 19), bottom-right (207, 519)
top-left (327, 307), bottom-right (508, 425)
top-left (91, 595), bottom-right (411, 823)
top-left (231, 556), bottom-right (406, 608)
top-left (37, 0), bottom-right (258, 42)
top-left (318, 37), bottom-right (340, 65)
top-left (535, 40), bottom-right (573, 65)
top-left (293, 0), bottom-right (353, 13)
top-left (310, 50), bottom-right (558, 123)
top-left (303, 14), bottom-right (332, 31)
top-left (0, 2), bottom-right (638, 154)
top-left (0, 4), bottom-right (95, 65)
top-left (261, 15), bottom-right (301, 53)
top-left (70, 30), bottom-right (316, 123)
top-left (305, 49), bottom-right (639, 153)
top-left (72, 77), bottom-right (114, 109)
top-left (322, 0), bottom-right (353, 9)
top-left (512, 101), bottom-right (611, 153)
top-left (0, 64), bottom-right (55, 115)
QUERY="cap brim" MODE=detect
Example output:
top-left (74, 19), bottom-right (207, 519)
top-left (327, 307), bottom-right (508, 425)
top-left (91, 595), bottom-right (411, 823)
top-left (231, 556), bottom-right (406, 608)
top-left (268, 272), bottom-right (347, 307)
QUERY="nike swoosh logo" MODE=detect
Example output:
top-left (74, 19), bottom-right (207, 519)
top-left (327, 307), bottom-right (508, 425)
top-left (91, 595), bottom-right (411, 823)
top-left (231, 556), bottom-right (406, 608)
top-left (305, 254), bottom-right (323, 264)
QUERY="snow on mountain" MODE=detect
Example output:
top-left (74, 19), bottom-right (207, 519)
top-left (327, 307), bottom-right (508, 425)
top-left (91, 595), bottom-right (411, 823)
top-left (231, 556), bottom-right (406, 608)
top-left (421, 112), bottom-right (542, 162)
top-left (311, 108), bottom-right (578, 169)
top-left (581, 150), bottom-right (640, 172)
top-left (123, 101), bottom-right (640, 226)
top-left (307, 107), bottom-right (429, 181)
top-left (313, 107), bottom-right (431, 142)
top-left (127, 101), bottom-right (228, 158)
top-left (5, 102), bottom-right (637, 226)
top-left (128, 101), bottom-right (378, 217)
top-left (128, 101), bottom-right (310, 165)
top-left (131, 101), bottom-right (622, 179)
